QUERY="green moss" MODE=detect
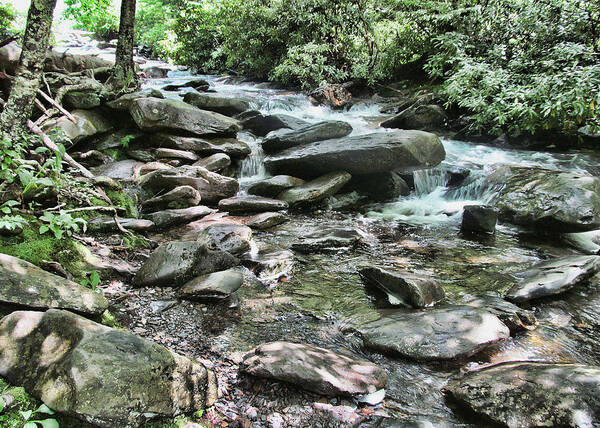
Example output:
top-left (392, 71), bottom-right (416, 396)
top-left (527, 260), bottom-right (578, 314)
top-left (101, 310), bottom-right (122, 329)
top-left (106, 190), bottom-right (138, 218)
top-left (122, 233), bottom-right (152, 250)
top-left (103, 148), bottom-right (126, 161)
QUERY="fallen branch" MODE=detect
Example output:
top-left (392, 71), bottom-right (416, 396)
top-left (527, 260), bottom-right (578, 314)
top-left (37, 89), bottom-right (77, 123)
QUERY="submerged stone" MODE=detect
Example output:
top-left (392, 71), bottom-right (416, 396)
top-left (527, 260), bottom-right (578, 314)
top-left (505, 255), bottom-right (600, 303)
top-left (461, 205), bottom-right (497, 235)
top-left (292, 227), bottom-right (364, 253)
top-left (445, 362), bottom-right (600, 428)
top-left (0, 254), bottom-right (108, 316)
top-left (242, 341), bottom-right (386, 396)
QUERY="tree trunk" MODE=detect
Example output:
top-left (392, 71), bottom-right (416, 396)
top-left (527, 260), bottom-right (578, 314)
top-left (110, 0), bottom-right (138, 93)
top-left (0, 0), bottom-right (57, 140)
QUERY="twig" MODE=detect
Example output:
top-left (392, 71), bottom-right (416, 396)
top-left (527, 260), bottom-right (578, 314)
top-left (34, 98), bottom-right (48, 113)
top-left (37, 89), bottom-right (77, 124)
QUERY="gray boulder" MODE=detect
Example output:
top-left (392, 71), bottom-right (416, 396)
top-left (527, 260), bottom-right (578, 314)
top-left (155, 148), bottom-right (200, 162)
top-left (461, 205), bottom-right (497, 235)
top-left (129, 98), bottom-right (241, 136)
top-left (198, 222), bottom-right (253, 255)
top-left (91, 160), bottom-right (143, 181)
top-left (445, 362), bottom-right (600, 428)
top-left (247, 212), bottom-right (288, 230)
top-left (261, 120), bottom-right (353, 153)
top-left (242, 341), bottom-right (386, 396)
top-left (133, 241), bottom-right (238, 287)
top-left (218, 195), bottom-right (288, 214)
top-left (381, 104), bottom-right (446, 131)
top-left (292, 227), bottom-right (363, 254)
top-left (183, 92), bottom-right (250, 116)
top-left (347, 172), bottom-right (411, 201)
top-left (64, 90), bottom-right (102, 109)
top-left (248, 175), bottom-right (305, 198)
top-left (141, 185), bottom-right (201, 212)
top-left (140, 165), bottom-right (239, 204)
top-left (179, 268), bottom-right (244, 301)
top-left (505, 255), bottom-right (600, 303)
top-left (265, 131), bottom-right (445, 177)
top-left (193, 153), bottom-right (231, 172)
top-left (359, 267), bottom-right (445, 308)
top-left (144, 133), bottom-right (251, 158)
top-left (88, 217), bottom-right (155, 233)
top-left (42, 109), bottom-right (113, 144)
top-left (143, 205), bottom-right (215, 229)
top-left (359, 306), bottom-right (510, 360)
top-left (0, 254), bottom-right (108, 316)
top-left (0, 309), bottom-right (216, 427)
top-left (162, 79), bottom-right (210, 92)
top-left (239, 111), bottom-right (309, 136)
top-left (460, 294), bottom-right (537, 333)
top-left (563, 230), bottom-right (600, 255)
top-left (144, 66), bottom-right (170, 78)
top-left (278, 172), bottom-right (351, 208)
top-left (486, 166), bottom-right (600, 232)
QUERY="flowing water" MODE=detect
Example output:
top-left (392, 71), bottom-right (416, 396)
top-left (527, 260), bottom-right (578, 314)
top-left (55, 33), bottom-right (600, 424)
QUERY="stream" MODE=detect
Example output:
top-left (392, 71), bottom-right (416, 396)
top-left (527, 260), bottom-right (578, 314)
top-left (56, 34), bottom-right (600, 426)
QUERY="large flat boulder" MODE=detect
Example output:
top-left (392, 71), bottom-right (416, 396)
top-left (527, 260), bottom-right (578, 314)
top-left (247, 212), bottom-right (288, 230)
top-left (140, 165), bottom-right (239, 204)
top-left (262, 120), bottom-right (353, 153)
top-left (42, 109), bottom-right (113, 144)
top-left (248, 175), bottom-right (305, 197)
top-left (359, 306), bottom-right (509, 360)
top-left (91, 159), bottom-right (143, 181)
top-left (0, 254), bottom-right (108, 316)
top-left (486, 166), bottom-right (600, 232)
top-left (445, 362), bottom-right (600, 428)
top-left (183, 92), bottom-right (251, 117)
top-left (218, 195), bottom-right (288, 214)
top-left (279, 172), bottom-right (351, 208)
top-left (179, 268), bottom-right (244, 301)
top-left (0, 309), bottom-right (216, 427)
top-left (242, 341), bottom-right (386, 396)
top-left (505, 255), bottom-right (600, 303)
top-left (359, 266), bottom-right (445, 308)
top-left (264, 130), bottom-right (445, 177)
top-left (143, 205), bottom-right (215, 229)
top-left (143, 133), bottom-right (251, 158)
top-left (239, 111), bottom-right (309, 136)
top-left (133, 241), bottom-right (238, 287)
top-left (129, 98), bottom-right (241, 137)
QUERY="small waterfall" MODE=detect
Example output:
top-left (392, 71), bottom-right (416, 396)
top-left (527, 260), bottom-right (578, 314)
top-left (238, 131), bottom-right (267, 190)
top-left (414, 168), bottom-right (449, 196)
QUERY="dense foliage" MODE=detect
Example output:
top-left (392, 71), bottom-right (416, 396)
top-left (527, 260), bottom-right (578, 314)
top-left (61, 0), bottom-right (600, 136)
top-left (64, 0), bottom-right (119, 40)
top-left (0, 1), bottom-right (16, 39)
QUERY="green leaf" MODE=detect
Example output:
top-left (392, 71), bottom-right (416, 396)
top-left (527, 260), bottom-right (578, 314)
top-left (39, 225), bottom-right (49, 235)
top-left (90, 271), bottom-right (101, 288)
top-left (37, 404), bottom-right (55, 415)
top-left (20, 409), bottom-right (33, 420)
top-left (23, 422), bottom-right (37, 428)
top-left (0, 396), bottom-right (5, 413)
top-left (38, 419), bottom-right (59, 428)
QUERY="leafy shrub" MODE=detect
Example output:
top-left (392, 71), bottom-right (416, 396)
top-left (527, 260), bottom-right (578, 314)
top-left (0, 1), bottom-right (16, 39)
top-left (63, 0), bottom-right (118, 40)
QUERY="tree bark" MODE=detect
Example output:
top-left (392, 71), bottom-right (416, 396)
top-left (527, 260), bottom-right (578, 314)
top-left (110, 0), bottom-right (139, 92)
top-left (0, 0), bottom-right (57, 140)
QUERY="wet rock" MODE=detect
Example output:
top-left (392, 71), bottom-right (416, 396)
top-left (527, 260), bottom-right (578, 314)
top-left (91, 159), bottom-right (143, 181)
top-left (309, 84), bottom-right (352, 109)
top-left (193, 153), bottom-right (231, 172)
top-left (143, 205), bottom-right (215, 229)
top-left (42, 109), bottom-right (113, 143)
top-left (247, 212), bottom-right (288, 230)
top-left (347, 171), bottom-right (410, 201)
top-left (180, 268), bottom-right (244, 301)
top-left (327, 191), bottom-right (368, 211)
top-left (162, 79), bottom-right (210, 92)
top-left (141, 185), bottom-right (201, 212)
top-left (381, 104), bottom-right (447, 131)
top-left (88, 217), bottom-right (155, 233)
top-left (445, 362), bottom-right (600, 428)
top-left (130, 98), bottom-right (241, 137)
top-left (145, 65), bottom-right (170, 78)
top-left (133, 241), bottom-right (238, 287)
top-left (265, 131), bottom-right (445, 177)
top-left (359, 266), bottom-right (445, 308)
top-left (64, 90), bottom-right (102, 109)
top-left (505, 255), bottom-right (600, 303)
top-left (183, 92), bottom-right (251, 116)
top-left (461, 205), bottom-right (497, 235)
top-left (140, 165), bottom-right (239, 204)
top-left (292, 227), bottom-right (363, 253)
top-left (144, 133), bottom-right (251, 158)
top-left (242, 341), bottom-right (386, 396)
top-left (0, 309), bottom-right (216, 427)
top-left (218, 195), bottom-right (288, 214)
top-left (155, 148), bottom-right (200, 162)
top-left (262, 120), bottom-right (353, 153)
top-left (359, 306), bottom-right (510, 360)
top-left (241, 248), bottom-right (294, 282)
top-left (461, 294), bottom-right (537, 333)
top-left (563, 230), bottom-right (600, 255)
top-left (278, 172), bottom-right (351, 208)
top-left (239, 111), bottom-right (309, 137)
top-left (198, 222), bottom-right (253, 255)
top-left (0, 253), bottom-right (108, 316)
top-left (248, 175), bottom-right (305, 198)
top-left (486, 166), bottom-right (600, 232)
